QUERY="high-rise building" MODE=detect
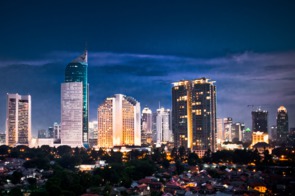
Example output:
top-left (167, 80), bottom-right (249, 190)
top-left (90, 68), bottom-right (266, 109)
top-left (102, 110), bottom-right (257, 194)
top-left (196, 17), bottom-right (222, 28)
top-left (97, 94), bottom-right (141, 148)
top-left (141, 107), bottom-right (153, 145)
top-left (0, 133), bottom-right (6, 145)
top-left (61, 82), bottom-right (83, 147)
top-left (61, 51), bottom-right (89, 148)
top-left (224, 117), bottom-right (233, 142)
top-left (277, 106), bottom-right (289, 143)
top-left (156, 107), bottom-right (172, 147)
top-left (252, 108), bottom-right (268, 133)
top-left (172, 78), bottom-right (216, 156)
top-left (53, 122), bottom-right (61, 142)
top-left (6, 93), bottom-right (31, 147)
top-left (89, 121), bottom-right (98, 147)
top-left (231, 122), bottom-right (244, 142)
top-left (270, 125), bottom-right (277, 141)
top-left (38, 129), bottom-right (47, 138)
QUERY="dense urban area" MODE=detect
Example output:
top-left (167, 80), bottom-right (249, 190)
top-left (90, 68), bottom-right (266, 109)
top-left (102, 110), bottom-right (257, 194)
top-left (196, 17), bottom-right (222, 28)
top-left (0, 143), bottom-right (295, 195)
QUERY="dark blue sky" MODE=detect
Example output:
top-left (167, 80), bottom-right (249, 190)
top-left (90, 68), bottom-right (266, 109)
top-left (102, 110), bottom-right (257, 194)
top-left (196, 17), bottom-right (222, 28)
top-left (1, 0), bottom-right (295, 135)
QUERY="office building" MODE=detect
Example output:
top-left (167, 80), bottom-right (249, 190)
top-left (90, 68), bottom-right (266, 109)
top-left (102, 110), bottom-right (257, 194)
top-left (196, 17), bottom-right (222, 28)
top-left (89, 121), bottom-right (98, 147)
top-left (156, 107), bottom-right (172, 147)
top-left (172, 78), bottom-right (216, 157)
top-left (141, 107), bottom-right (153, 145)
top-left (97, 94), bottom-right (141, 148)
top-left (0, 133), bottom-right (5, 145)
top-left (252, 108), bottom-right (268, 133)
top-left (61, 51), bottom-right (89, 148)
top-left (61, 82), bottom-right (83, 147)
top-left (53, 122), bottom-right (61, 143)
top-left (277, 106), bottom-right (289, 143)
top-left (6, 93), bottom-right (31, 146)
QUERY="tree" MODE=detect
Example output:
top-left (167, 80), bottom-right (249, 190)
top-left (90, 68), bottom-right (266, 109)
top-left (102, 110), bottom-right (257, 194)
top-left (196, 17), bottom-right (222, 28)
top-left (188, 152), bottom-right (200, 166)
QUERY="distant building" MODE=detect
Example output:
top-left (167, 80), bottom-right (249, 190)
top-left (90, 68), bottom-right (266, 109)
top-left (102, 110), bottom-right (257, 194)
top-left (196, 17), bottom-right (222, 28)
top-left (47, 127), bottom-right (54, 138)
top-left (252, 108), bottom-right (268, 133)
top-left (224, 117), bottom-right (233, 142)
top-left (277, 106), bottom-right (288, 143)
top-left (156, 107), bottom-right (172, 147)
top-left (0, 133), bottom-right (5, 145)
top-left (243, 127), bottom-right (252, 143)
top-left (6, 93), bottom-right (31, 147)
top-left (172, 78), bottom-right (216, 157)
top-left (270, 125), bottom-right (277, 141)
top-left (61, 51), bottom-right (89, 148)
top-left (89, 121), bottom-right (98, 147)
top-left (97, 94), bottom-right (141, 148)
top-left (141, 107), bottom-right (153, 145)
top-left (251, 131), bottom-right (269, 147)
top-left (216, 118), bottom-right (224, 148)
top-left (231, 122), bottom-right (244, 142)
top-left (53, 122), bottom-right (61, 143)
top-left (38, 129), bottom-right (47, 138)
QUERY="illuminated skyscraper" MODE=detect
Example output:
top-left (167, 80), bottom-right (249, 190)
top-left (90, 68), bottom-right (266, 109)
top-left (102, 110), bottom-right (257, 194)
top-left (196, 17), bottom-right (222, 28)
top-left (97, 94), bottom-right (141, 148)
top-left (156, 107), bottom-right (172, 147)
top-left (61, 51), bottom-right (89, 148)
top-left (172, 78), bottom-right (216, 156)
top-left (141, 107), bottom-right (153, 145)
top-left (61, 82), bottom-right (83, 147)
top-left (252, 108), bottom-right (268, 133)
top-left (277, 106), bottom-right (288, 142)
top-left (6, 93), bottom-right (31, 146)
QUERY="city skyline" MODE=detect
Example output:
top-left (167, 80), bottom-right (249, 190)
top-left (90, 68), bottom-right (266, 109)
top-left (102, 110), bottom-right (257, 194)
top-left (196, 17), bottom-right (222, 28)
top-left (1, 1), bottom-right (295, 135)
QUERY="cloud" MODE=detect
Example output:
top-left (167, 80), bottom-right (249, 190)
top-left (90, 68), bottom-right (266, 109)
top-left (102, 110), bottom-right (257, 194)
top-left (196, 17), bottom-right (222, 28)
top-left (0, 50), bottom-right (295, 135)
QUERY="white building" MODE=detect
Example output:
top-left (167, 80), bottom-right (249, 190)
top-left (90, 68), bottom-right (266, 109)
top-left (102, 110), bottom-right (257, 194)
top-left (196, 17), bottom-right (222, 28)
top-left (60, 82), bottom-right (83, 148)
top-left (97, 94), bottom-right (141, 148)
top-left (141, 107), bottom-right (153, 145)
top-left (6, 93), bottom-right (31, 147)
top-left (156, 107), bottom-right (172, 147)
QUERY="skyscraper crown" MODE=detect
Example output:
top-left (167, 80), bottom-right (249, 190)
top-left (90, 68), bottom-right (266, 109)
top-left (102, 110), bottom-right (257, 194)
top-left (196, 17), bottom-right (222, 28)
top-left (71, 50), bottom-right (88, 64)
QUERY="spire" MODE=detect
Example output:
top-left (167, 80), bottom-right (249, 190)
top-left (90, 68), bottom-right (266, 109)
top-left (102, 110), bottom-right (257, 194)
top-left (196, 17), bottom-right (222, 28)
top-left (71, 50), bottom-right (88, 64)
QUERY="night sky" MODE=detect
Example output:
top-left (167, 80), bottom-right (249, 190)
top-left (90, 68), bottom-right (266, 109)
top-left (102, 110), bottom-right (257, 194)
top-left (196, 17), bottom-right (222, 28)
top-left (1, 0), bottom-right (295, 135)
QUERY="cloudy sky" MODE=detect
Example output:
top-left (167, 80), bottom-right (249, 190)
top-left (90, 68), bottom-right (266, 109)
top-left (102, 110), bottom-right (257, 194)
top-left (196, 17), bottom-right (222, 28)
top-left (1, 0), bottom-right (295, 135)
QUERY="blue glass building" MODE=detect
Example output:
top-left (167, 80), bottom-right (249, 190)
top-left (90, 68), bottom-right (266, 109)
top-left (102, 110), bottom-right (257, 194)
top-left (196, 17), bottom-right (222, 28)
top-left (65, 51), bottom-right (89, 148)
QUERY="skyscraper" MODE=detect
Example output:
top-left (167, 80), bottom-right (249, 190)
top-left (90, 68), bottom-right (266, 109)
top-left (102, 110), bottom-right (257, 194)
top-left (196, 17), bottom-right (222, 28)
top-left (156, 107), bottom-right (172, 147)
top-left (61, 51), bottom-right (89, 148)
top-left (172, 78), bottom-right (216, 156)
top-left (252, 108), bottom-right (268, 133)
top-left (97, 94), bottom-right (141, 148)
top-left (141, 107), bottom-right (153, 145)
top-left (6, 93), bottom-right (31, 146)
top-left (277, 106), bottom-right (289, 143)
top-left (251, 108), bottom-right (269, 146)
top-left (61, 82), bottom-right (83, 147)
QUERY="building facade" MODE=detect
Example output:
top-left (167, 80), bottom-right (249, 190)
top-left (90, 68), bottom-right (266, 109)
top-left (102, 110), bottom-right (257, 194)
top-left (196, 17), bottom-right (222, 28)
top-left (61, 82), bottom-right (83, 147)
top-left (156, 107), bottom-right (172, 147)
top-left (141, 107), bottom-right (153, 145)
top-left (97, 94), bottom-right (141, 148)
top-left (63, 51), bottom-right (89, 148)
top-left (172, 78), bottom-right (217, 156)
top-left (6, 93), bottom-right (31, 146)
top-left (252, 108), bottom-right (268, 133)
top-left (277, 106), bottom-right (289, 143)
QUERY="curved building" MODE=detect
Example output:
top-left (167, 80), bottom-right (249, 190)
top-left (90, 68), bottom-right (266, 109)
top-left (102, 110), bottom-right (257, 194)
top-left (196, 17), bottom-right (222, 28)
top-left (61, 51), bottom-right (89, 148)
